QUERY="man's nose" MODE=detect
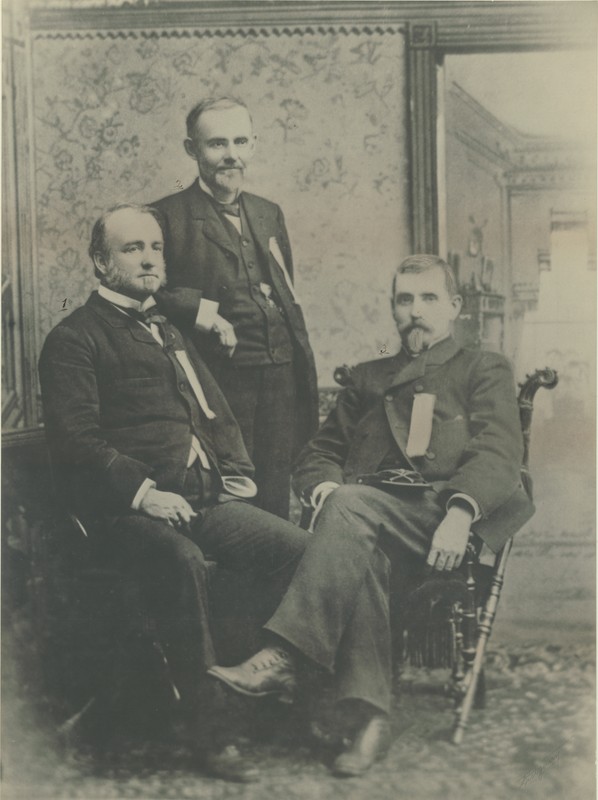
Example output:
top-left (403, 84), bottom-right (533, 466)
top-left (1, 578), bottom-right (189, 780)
top-left (411, 300), bottom-right (424, 318)
top-left (141, 251), bottom-right (158, 268)
top-left (223, 144), bottom-right (239, 162)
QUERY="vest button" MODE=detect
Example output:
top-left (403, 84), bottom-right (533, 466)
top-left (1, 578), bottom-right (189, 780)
top-left (241, 238), bottom-right (249, 247)
top-left (179, 382), bottom-right (187, 391)
top-left (384, 394), bottom-right (393, 402)
top-left (414, 384), bottom-right (425, 392)
top-left (248, 261), bottom-right (254, 268)
top-left (425, 450), bottom-right (436, 460)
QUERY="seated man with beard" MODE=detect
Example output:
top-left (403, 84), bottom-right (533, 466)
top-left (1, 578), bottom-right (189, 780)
top-left (208, 254), bottom-right (534, 777)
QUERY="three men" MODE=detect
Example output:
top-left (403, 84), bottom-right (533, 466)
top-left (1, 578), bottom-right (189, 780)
top-left (209, 255), bottom-right (534, 777)
top-left (153, 97), bottom-right (318, 518)
top-left (38, 204), bottom-right (309, 782)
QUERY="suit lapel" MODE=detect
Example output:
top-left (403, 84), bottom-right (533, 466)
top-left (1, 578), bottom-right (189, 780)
top-left (87, 292), bottom-right (159, 345)
top-left (388, 337), bottom-right (461, 389)
top-left (187, 183), bottom-right (239, 258)
top-left (383, 337), bottom-right (461, 458)
top-left (241, 193), bottom-right (280, 274)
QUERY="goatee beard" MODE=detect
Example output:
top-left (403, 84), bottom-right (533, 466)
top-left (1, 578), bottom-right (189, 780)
top-left (403, 327), bottom-right (428, 356)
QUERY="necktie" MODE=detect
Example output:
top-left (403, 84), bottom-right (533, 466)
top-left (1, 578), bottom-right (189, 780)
top-left (125, 307), bottom-right (167, 326)
top-left (125, 307), bottom-right (170, 347)
top-left (216, 201), bottom-right (240, 217)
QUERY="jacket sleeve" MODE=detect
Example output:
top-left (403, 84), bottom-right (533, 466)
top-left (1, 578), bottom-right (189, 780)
top-left (154, 286), bottom-right (208, 329)
top-left (292, 371), bottom-right (363, 497)
top-left (441, 351), bottom-right (524, 519)
top-left (38, 325), bottom-right (153, 512)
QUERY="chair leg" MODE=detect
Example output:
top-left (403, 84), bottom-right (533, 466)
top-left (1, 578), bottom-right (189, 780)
top-left (453, 541), bottom-right (512, 744)
top-left (473, 667), bottom-right (486, 710)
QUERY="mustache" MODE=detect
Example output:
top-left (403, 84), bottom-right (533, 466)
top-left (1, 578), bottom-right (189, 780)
top-left (402, 322), bottom-right (432, 334)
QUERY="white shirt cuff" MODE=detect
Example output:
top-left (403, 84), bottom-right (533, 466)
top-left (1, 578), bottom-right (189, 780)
top-left (447, 493), bottom-right (481, 522)
top-left (195, 299), bottom-right (220, 332)
top-left (131, 478), bottom-right (156, 510)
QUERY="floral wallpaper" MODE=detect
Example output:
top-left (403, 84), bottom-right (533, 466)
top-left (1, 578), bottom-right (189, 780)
top-left (32, 30), bottom-right (409, 383)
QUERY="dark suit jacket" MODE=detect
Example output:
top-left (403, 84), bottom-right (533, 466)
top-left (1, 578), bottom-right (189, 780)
top-left (38, 292), bottom-right (254, 522)
top-left (152, 182), bottom-right (319, 453)
top-left (293, 338), bottom-right (534, 552)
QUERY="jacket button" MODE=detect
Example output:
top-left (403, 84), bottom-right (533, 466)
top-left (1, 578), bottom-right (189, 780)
top-left (384, 394), bottom-right (393, 402)
top-left (241, 238), bottom-right (249, 247)
top-left (179, 382), bottom-right (187, 391)
top-left (425, 450), bottom-right (436, 460)
top-left (414, 384), bottom-right (425, 392)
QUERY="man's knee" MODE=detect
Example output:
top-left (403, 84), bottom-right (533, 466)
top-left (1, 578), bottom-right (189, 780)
top-left (317, 483), bottom-right (381, 526)
top-left (114, 515), bottom-right (208, 576)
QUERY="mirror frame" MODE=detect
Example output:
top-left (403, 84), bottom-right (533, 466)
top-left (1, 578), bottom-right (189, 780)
top-left (405, 2), bottom-right (596, 253)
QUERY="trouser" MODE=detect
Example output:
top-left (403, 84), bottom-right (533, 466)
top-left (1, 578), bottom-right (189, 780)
top-left (265, 483), bottom-right (446, 713)
top-left (207, 361), bottom-right (296, 519)
top-left (103, 491), bottom-right (308, 744)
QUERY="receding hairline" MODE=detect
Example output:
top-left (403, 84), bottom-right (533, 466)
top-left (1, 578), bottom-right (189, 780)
top-left (185, 97), bottom-right (253, 139)
top-left (88, 203), bottom-right (165, 264)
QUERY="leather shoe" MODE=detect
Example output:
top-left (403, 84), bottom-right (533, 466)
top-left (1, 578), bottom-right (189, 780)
top-left (332, 714), bottom-right (391, 777)
top-left (197, 744), bottom-right (259, 783)
top-left (208, 646), bottom-right (297, 703)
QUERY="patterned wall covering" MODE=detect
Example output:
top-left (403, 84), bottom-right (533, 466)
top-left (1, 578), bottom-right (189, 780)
top-left (32, 29), bottom-right (409, 384)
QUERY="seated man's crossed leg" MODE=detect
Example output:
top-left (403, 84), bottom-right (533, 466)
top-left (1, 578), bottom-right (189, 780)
top-left (209, 483), bottom-right (445, 777)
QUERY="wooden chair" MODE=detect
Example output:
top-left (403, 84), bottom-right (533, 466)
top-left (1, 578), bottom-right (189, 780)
top-left (328, 365), bottom-right (558, 744)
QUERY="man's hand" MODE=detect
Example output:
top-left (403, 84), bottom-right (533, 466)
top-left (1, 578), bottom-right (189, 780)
top-left (212, 315), bottom-right (237, 357)
top-left (139, 488), bottom-right (197, 527)
top-left (426, 505), bottom-right (473, 572)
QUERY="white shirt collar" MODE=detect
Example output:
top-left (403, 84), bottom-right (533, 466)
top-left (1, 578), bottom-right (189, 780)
top-left (98, 285), bottom-right (156, 313)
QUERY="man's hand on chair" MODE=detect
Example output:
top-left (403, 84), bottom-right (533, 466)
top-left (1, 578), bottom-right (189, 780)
top-left (139, 488), bottom-right (197, 527)
top-left (426, 504), bottom-right (473, 572)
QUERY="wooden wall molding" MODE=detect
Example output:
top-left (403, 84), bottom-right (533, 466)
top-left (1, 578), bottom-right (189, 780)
top-left (28, 1), bottom-right (596, 46)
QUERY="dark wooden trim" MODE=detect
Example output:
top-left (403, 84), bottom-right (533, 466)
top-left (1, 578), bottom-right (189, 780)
top-left (407, 23), bottom-right (438, 253)
top-left (29, 1), bottom-right (597, 42)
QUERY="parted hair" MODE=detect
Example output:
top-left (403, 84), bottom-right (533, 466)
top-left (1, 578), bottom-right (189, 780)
top-left (185, 96), bottom-right (252, 139)
top-left (88, 203), bottom-right (166, 279)
top-left (392, 254), bottom-right (458, 298)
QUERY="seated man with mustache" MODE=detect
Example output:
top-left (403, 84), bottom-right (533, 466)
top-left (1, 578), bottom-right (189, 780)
top-left (38, 204), bottom-right (309, 783)
top-left (209, 254), bottom-right (534, 778)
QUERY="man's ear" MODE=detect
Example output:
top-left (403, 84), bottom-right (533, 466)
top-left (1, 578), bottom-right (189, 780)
top-left (184, 138), bottom-right (197, 160)
top-left (450, 294), bottom-right (463, 320)
top-left (93, 252), bottom-right (107, 277)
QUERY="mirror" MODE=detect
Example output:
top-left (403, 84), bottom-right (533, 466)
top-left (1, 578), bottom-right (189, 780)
top-left (437, 46), bottom-right (596, 640)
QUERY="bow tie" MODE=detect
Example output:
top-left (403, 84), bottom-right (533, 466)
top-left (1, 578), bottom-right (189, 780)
top-left (216, 201), bottom-right (240, 217)
top-left (125, 307), bottom-right (168, 326)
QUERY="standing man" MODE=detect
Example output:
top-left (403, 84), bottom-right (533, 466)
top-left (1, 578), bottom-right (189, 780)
top-left (208, 255), bottom-right (535, 777)
top-left (39, 204), bottom-right (309, 782)
top-left (153, 97), bottom-right (318, 519)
